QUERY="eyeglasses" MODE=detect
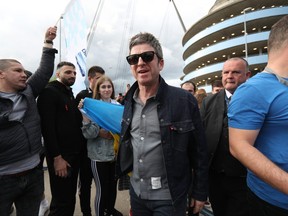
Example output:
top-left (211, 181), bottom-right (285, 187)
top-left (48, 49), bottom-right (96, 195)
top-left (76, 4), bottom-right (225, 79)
top-left (126, 51), bottom-right (159, 65)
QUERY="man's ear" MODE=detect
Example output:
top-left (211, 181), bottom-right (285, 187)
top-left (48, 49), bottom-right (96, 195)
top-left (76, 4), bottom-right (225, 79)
top-left (246, 71), bottom-right (252, 79)
top-left (0, 70), bottom-right (4, 79)
top-left (55, 71), bottom-right (60, 78)
top-left (159, 59), bottom-right (164, 71)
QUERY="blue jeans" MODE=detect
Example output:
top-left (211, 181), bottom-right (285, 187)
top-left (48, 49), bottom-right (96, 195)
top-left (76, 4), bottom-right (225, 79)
top-left (130, 186), bottom-right (187, 216)
top-left (0, 167), bottom-right (44, 216)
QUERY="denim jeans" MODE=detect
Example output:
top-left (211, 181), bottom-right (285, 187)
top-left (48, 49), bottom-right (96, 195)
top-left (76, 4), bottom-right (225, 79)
top-left (0, 167), bottom-right (44, 216)
top-left (130, 186), bottom-right (187, 216)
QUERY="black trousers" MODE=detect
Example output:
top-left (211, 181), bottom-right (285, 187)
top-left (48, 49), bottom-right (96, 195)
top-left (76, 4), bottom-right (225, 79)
top-left (46, 155), bottom-right (80, 216)
top-left (78, 151), bottom-right (93, 216)
top-left (91, 161), bottom-right (118, 216)
top-left (209, 170), bottom-right (249, 216)
top-left (247, 188), bottom-right (288, 216)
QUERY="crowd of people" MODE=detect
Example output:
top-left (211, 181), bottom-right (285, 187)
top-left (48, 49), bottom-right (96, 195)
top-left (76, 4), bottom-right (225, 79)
top-left (0, 14), bottom-right (288, 216)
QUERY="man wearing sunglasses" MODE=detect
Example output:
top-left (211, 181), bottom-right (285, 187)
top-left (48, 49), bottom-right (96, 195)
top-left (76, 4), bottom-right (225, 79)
top-left (116, 32), bottom-right (208, 216)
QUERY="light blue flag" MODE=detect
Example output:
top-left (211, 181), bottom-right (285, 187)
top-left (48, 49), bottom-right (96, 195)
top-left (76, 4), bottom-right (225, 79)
top-left (81, 98), bottom-right (124, 134)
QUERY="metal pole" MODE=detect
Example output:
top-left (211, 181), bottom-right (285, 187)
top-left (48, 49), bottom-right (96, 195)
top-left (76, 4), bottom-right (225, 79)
top-left (170, 0), bottom-right (186, 33)
top-left (243, 7), bottom-right (252, 61)
top-left (59, 15), bottom-right (63, 63)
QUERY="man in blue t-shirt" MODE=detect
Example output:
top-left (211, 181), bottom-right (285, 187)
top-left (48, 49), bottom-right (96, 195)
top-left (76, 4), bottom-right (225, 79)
top-left (229, 15), bottom-right (288, 215)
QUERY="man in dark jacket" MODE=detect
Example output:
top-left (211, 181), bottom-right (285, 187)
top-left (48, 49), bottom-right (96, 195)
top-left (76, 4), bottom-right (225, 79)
top-left (37, 61), bottom-right (86, 216)
top-left (200, 57), bottom-right (251, 216)
top-left (75, 65), bottom-right (105, 216)
top-left (0, 26), bottom-right (57, 216)
top-left (116, 32), bottom-right (209, 216)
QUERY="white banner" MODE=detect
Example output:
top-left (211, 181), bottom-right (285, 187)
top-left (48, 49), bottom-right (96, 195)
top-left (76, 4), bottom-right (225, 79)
top-left (62, 0), bottom-right (88, 94)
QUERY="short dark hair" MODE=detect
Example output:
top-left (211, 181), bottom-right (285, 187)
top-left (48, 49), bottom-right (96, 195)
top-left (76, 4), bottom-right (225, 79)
top-left (181, 81), bottom-right (196, 92)
top-left (87, 66), bottom-right (105, 78)
top-left (129, 32), bottom-right (163, 59)
top-left (56, 61), bottom-right (75, 70)
top-left (211, 79), bottom-right (223, 88)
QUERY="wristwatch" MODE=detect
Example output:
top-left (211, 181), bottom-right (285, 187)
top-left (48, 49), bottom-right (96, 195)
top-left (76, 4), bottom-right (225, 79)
top-left (44, 40), bottom-right (53, 45)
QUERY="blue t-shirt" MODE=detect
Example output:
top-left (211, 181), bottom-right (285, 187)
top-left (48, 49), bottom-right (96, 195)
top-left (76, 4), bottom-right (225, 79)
top-left (228, 72), bottom-right (288, 210)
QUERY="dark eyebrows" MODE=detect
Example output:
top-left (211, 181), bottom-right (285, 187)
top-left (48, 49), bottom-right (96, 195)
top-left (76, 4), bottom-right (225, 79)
top-left (64, 70), bottom-right (76, 75)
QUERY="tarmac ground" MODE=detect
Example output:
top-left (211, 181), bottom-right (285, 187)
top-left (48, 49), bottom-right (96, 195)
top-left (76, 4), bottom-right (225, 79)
top-left (11, 167), bottom-right (130, 216)
top-left (11, 168), bottom-right (213, 216)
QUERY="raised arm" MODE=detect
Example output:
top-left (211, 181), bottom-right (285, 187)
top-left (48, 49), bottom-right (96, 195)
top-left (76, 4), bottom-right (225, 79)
top-left (28, 26), bottom-right (58, 97)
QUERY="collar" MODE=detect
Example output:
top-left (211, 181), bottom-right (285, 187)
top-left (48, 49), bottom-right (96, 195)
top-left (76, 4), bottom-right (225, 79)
top-left (225, 89), bottom-right (232, 99)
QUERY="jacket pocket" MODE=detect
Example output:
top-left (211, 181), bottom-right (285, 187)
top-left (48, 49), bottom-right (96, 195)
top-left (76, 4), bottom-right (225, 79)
top-left (169, 120), bottom-right (195, 151)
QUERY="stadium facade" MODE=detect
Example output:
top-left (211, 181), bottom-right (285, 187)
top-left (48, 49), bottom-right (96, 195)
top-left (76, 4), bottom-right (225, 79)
top-left (181, 0), bottom-right (288, 91)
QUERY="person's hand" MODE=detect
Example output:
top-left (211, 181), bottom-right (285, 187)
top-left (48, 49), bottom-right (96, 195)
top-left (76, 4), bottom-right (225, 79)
top-left (53, 155), bottom-right (71, 178)
top-left (190, 198), bottom-right (205, 214)
top-left (78, 99), bottom-right (84, 109)
top-left (82, 113), bottom-right (91, 123)
top-left (99, 129), bottom-right (113, 139)
top-left (45, 26), bottom-right (57, 42)
top-left (78, 99), bottom-right (91, 123)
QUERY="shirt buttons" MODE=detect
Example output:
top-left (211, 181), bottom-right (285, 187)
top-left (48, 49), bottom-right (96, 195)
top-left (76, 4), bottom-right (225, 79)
top-left (139, 159), bottom-right (143, 163)
top-left (140, 137), bottom-right (144, 141)
top-left (142, 114), bottom-right (145, 118)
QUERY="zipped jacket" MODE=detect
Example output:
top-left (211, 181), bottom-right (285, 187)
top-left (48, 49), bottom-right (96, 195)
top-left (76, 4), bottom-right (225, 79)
top-left (0, 48), bottom-right (57, 166)
top-left (37, 80), bottom-right (85, 159)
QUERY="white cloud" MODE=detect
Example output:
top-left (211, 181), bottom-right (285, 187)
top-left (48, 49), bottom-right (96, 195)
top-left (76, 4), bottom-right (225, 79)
top-left (0, 0), bottom-right (215, 93)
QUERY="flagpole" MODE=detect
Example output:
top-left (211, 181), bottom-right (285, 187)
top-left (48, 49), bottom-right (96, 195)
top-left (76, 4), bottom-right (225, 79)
top-left (54, 15), bottom-right (64, 63)
top-left (59, 15), bottom-right (63, 62)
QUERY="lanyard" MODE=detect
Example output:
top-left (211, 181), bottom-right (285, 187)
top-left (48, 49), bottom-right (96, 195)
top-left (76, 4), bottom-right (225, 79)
top-left (263, 67), bottom-right (288, 87)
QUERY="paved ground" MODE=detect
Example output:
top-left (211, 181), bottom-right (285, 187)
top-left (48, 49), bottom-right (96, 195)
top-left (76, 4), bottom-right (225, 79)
top-left (11, 168), bottom-right (130, 216)
top-left (43, 169), bottom-right (131, 216)
top-left (11, 168), bottom-right (213, 216)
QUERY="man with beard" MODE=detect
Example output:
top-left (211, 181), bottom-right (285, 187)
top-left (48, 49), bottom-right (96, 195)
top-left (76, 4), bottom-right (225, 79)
top-left (37, 61), bottom-right (86, 216)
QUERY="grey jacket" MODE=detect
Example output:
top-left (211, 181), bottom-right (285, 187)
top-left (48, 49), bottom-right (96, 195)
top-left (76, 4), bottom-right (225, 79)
top-left (0, 48), bottom-right (57, 166)
top-left (82, 122), bottom-right (116, 161)
top-left (81, 99), bottom-right (119, 162)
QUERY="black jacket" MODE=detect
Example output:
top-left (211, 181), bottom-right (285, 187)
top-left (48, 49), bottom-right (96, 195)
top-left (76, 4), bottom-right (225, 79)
top-left (37, 80), bottom-right (85, 159)
top-left (75, 88), bottom-right (93, 105)
top-left (200, 90), bottom-right (246, 176)
top-left (116, 76), bottom-right (209, 205)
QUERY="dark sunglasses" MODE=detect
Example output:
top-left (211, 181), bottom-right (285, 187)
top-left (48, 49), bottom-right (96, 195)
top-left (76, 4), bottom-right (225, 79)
top-left (126, 51), bottom-right (159, 65)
